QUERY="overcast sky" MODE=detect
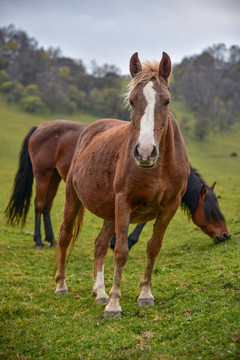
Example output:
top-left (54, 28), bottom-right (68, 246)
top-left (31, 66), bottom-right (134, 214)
top-left (1, 0), bottom-right (240, 74)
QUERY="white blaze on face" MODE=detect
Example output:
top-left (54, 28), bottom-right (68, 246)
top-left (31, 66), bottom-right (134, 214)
top-left (138, 81), bottom-right (156, 160)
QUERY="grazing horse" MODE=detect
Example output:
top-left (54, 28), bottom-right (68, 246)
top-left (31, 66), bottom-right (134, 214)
top-left (110, 165), bottom-right (231, 249)
top-left (54, 52), bottom-right (190, 318)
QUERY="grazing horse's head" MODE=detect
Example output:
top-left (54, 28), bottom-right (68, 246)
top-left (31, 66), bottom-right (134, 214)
top-left (127, 52), bottom-right (171, 168)
top-left (192, 182), bottom-right (231, 244)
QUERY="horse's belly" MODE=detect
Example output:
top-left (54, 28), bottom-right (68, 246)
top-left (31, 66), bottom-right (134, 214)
top-left (130, 211), bottom-right (158, 223)
top-left (72, 164), bottom-right (116, 221)
top-left (83, 196), bottom-right (115, 221)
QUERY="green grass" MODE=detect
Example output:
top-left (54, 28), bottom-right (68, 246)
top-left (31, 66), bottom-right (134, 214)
top-left (0, 97), bottom-right (240, 359)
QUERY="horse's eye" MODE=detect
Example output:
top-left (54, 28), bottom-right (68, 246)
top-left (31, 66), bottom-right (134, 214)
top-left (129, 99), bottom-right (134, 107)
top-left (164, 99), bottom-right (170, 106)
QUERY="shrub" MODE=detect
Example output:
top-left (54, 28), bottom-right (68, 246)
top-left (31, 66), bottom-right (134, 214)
top-left (20, 95), bottom-right (44, 113)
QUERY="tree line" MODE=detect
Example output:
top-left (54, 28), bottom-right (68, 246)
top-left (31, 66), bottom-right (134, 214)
top-left (171, 43), bottom-right (240, 139)
top-left (0, 24), bottom-right (129, 119)
top-left (1, 25), bottom-right (240, 139)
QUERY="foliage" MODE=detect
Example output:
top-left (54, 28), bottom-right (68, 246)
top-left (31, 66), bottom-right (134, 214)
top-left (172, 44), bottom-right (240, 139)
top-left (0, 95), bottom-right (240, 360)
top-left (1, 80), bottom-right (24, 102)
top-left (20, 95), bottom-right (44, 113)
top-left (23, 84), bottom-right (41, 97)
top-left (0, 69), bottom-right (9, 85)
top-left (0, 24), bottom-right (127, 119)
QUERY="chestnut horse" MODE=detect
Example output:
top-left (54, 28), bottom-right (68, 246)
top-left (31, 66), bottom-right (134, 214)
top-left (5, 123), bottom-right (230, 249)
top-left (54, 52), bottom-right (190, 318)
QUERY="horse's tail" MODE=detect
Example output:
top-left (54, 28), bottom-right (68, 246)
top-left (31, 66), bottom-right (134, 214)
top-left (54, 205), bottom-right (85, 274)
top-left (67, 205), bottom-right (85, 262)
top-left (5, 126), bottom-right (38, 227)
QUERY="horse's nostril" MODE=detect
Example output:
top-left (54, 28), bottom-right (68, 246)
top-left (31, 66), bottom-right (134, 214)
top-left (150, 145), bottom-right (158, 158)
top-left (214, 235), bottom-right (221, 244)
top-left (134, 144), bottom-right (140, 159)
top-left (223, 232), bottom-right (231, 240)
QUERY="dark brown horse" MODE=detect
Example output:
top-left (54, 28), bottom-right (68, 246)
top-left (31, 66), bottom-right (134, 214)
top-left (5, 122), bottom-right (230, 249)
top-left (5, 120), bottom-right (88, 248)
top-left (54, 52), bottom-right (190, 318)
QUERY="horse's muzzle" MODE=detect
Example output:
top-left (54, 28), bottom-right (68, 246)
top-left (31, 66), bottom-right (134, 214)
top-left (134, 144), bottom-right (158, 168)
top-left (213, 232), bottom-right (231, 244)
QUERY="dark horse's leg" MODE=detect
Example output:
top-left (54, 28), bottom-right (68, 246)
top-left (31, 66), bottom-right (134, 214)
top-left (43, 169), bottom-right (62, 247)
top-left (110, 223), bottom-right (146, 251)
top-left (34, 196), bottom-right (45, 249)
top-left (34, 170), bottom-right (55, 249)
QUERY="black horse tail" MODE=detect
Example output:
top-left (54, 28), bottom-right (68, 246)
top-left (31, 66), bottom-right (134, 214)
top-left (5, 126), bottom-right (38, 227)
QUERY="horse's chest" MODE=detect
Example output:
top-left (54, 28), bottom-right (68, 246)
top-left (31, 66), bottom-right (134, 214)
top-left (127, 176), bottom-right (179, 222)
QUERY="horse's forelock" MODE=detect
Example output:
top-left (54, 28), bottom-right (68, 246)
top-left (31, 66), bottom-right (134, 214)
top-left (124, 61), bottom-right (168, 108)
top-left (128, 61), bottom-right (159, 92)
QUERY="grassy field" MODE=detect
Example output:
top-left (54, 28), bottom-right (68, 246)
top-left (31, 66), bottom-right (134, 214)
top-left (0, 97), bottom-right (240, 360)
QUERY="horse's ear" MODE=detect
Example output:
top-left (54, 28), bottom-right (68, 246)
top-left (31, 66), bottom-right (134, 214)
top-left (159, 52), bottom-right (171, 83)
top-left (200, 185), bottom-right (208, 200)
top-left (210, 181), bottom-right (216, 191)
top-left (130, 52), bottom-right (142, 78)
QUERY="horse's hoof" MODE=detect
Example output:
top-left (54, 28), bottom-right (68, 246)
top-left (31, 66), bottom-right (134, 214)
top-left (34, 244), bottom-right (45, 250)
top-left (55, 282), bottom-right (68, 296)
top-left (96, 297), bottom-right (109, 305)
top-left (55, 288), bottom-right (68, 296)
top-left (138, 298), bottom-right (155, 307)
top-left (50, 241), bottom-right (57, 248)
top-left (104, 310), bottom-right (121, 318)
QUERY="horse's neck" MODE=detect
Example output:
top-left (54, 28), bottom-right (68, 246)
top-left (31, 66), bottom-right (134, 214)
top-left (160, 114), bottom-right (181, 164)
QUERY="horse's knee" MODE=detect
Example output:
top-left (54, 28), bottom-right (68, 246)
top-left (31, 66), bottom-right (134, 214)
top-left (114, 245), bottom-right (129, 266)
top-left (35, 197), bottom-right (45, 214)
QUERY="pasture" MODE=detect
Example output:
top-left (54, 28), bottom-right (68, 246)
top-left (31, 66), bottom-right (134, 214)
top-left (0, 97), bottom-right (240, 359)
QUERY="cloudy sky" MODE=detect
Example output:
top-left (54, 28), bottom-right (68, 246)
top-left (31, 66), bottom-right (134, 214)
top-left (1, 0), bottom-right (240, 74)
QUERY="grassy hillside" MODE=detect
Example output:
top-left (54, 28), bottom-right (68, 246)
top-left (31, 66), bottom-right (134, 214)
top-left (0, 97), bottom-right (239, 360)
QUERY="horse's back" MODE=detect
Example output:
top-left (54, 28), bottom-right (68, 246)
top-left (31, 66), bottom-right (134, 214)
top-left (28, 120), bottom-right (88, 180)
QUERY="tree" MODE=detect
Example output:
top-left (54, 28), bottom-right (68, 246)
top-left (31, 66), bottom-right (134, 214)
top-left (42, 82), bottom-right (65, 113)
top-left (1, 80), bottom-right (24, 102)
top-left (20, 95), bottom-right (44, 113)
top-left (194, 116), bottom-right (209, 140)
top-left (0, 69), bottom-right (9, 84)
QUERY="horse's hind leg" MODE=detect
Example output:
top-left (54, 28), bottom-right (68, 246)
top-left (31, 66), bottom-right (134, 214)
top-left (55, 180), bottom-right (83, 295)
top-left (43, 169), bottom-right (62, 247)
top-left (34, 197), bottom-right (45, 250)
top-left (92, 220), bottom-right (115, 304)
top-left (34, 171), bottom-right (54, 249)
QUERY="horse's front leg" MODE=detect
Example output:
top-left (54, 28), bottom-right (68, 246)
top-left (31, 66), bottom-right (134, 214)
top-left (55, 179), bottom-right (83, 295)
top-left (138, 199), bottom-right (180, 307)
top-left (92, 220), bottom-right (115, 304)
top-left (104, 194), bottom-right (131, 318)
